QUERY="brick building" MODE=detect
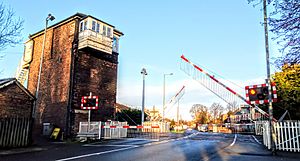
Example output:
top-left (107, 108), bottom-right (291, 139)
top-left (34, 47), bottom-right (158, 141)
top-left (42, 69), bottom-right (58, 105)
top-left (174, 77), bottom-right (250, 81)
top-left (0, 78), bottom-right (35, 118)
top-left (17, 13), bottom-right (123, 136)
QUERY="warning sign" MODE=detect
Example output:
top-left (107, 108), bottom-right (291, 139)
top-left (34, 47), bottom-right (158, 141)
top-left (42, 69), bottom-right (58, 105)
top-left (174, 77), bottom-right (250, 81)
top-left (50, 128), bottom-right (60, 140)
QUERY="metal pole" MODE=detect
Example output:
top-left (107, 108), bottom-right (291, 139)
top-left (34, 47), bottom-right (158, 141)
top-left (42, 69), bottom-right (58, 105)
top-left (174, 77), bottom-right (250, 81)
top-left (141, 68), bottom-right (147, 125)
top-left (163, 74), bottom-right (166, 122)
top-left (33, 14), bottom-right (55, 120)
top-left (263, 0), bottom-right (275, 154)
top-left (88, 92), bottom-right (92, 132)
top-left (141, 73), bottom-right (145, 124)
top-left (88, 110), bottom-right (91, 132)
top-left (162, 73), bottom-right (173, 122)
top-left (177, 100), bottom-right (179, 132)
top-left (33, 18), bottom-right (48, 119)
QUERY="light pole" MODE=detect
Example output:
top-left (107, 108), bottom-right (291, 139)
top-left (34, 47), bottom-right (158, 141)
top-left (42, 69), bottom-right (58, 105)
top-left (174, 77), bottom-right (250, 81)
top-left (141, 68), bottom-right (148, 125)
top-left (34, 14), bottom-right (55, 118)
top-left (162, 73), bottom-right (173, 122)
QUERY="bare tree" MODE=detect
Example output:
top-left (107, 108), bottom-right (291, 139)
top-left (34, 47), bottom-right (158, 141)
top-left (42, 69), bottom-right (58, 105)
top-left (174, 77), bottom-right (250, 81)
top-left (248, 0), bottom-right (300, 67)
top-left (210, 103), bottom-right (224, 123)
top-left (0, 3), bottom-right (23, 52)
top-left (226, 101), bottom-right (239, 113)
top-left (270, 0), bottom-right (300, 67)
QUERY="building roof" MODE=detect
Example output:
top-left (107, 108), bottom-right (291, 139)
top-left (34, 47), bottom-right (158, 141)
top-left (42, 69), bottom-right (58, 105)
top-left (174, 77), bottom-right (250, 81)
top-left (0, 78), bottom-right (35, 100)
top-left (29, 12), bottom-right (123, 39)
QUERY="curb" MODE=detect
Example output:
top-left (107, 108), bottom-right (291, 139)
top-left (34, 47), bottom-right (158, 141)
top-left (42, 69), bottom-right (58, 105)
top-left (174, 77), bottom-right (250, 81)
top-left (0, 147), bottom-right (47, 155)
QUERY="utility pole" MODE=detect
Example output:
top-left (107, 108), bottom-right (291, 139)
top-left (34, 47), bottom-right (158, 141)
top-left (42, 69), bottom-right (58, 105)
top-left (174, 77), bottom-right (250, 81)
top-left (263, 0), bottom-right (275, 154)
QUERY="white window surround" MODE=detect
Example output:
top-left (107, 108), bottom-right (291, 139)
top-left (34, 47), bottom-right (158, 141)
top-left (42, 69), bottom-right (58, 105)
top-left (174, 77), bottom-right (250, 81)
top-left (79, 19), bottom-right (114, 38)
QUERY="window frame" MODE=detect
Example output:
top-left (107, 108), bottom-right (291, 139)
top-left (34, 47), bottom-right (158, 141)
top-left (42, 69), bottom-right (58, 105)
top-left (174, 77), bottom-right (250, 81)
top-left (92, 20), bottom-right (96, 31)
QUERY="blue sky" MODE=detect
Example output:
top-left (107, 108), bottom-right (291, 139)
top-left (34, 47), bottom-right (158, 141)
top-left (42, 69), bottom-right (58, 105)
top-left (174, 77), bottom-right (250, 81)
top-left (0, 0), bottom-right (281, 120)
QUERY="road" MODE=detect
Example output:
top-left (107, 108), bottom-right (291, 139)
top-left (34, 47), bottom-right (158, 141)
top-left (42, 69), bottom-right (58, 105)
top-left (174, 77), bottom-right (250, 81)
top-left (1, 132), bottom-right (299, 161)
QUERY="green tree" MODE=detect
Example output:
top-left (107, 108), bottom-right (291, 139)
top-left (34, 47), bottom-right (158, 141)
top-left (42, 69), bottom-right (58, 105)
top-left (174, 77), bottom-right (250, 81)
top-left (273, 64), bottom-right (300, 119)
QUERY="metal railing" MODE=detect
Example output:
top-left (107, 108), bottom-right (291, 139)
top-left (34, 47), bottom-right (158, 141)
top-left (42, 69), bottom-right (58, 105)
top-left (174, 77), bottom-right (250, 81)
top-left (77, 121), bottom-right (171, 140)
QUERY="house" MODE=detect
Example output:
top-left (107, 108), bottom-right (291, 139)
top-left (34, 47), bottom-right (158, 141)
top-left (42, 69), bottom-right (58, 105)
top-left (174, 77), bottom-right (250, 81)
top-left (0, 78), bottom-right (35, 118)
top-left (15, 13), bottom-right (123, 137)
top-left (0, 78), bottom-right (35, 147)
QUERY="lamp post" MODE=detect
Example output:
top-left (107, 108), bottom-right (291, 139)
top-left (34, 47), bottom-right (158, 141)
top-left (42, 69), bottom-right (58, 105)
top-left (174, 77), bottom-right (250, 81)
top-left (34, 14), bottom-right (55, 117)
top-left (141, 68), bottom-right (148, 125)
top-left (162, 73), bottom-right (173, 122)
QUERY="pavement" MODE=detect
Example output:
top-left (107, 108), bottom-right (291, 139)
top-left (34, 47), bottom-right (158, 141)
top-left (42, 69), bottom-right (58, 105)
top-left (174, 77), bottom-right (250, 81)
top-left (0, 134), bottom-right (66, 155)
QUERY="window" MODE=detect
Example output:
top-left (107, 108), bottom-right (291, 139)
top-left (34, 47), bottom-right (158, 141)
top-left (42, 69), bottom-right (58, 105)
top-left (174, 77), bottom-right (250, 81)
top-left (92, 21), bottom-right (96, 31)
top-left (103, 25), bottom-right (106, 36)
top-left (84, 21), bottom-right (88, 30)
top-left (113, 36), bottom-right (119, 52)
top-left (79, 21), bottom-right (84, 32)
top-left (107, 28), bottom-right (111, 37)
top-left (96, 23), bottom-right (100, 33)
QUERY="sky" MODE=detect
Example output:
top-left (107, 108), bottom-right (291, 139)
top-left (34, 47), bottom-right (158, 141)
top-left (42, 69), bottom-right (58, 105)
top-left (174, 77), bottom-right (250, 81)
top-left (0, 0), bottom-right (282, 121)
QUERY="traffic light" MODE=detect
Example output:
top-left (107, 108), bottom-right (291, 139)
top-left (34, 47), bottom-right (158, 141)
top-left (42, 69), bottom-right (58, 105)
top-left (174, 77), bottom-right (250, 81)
top-left (81, 96), bottom-right (99, 110)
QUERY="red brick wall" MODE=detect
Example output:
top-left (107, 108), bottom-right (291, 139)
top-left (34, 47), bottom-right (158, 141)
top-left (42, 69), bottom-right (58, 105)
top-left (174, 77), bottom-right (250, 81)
top-left (0, 84), bottom-right (33, 118)
top-left (27, 20), bottom-right (77, 130)
top-left (27, 18), bottom-right (119, 136)
top-left (72, 51), bottom-right (118, 133)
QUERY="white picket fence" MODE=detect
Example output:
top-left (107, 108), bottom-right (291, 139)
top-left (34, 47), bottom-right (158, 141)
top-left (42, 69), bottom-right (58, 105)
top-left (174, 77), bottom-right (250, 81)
top-left (261, 121), bottom-right (300, 152)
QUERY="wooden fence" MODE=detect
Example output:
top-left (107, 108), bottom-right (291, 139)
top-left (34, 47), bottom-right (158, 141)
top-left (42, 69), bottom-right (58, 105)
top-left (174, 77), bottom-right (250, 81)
top-left (261, 121), bottom-right (300, 152)
top-left (0, 117), bottom-right (32, 148)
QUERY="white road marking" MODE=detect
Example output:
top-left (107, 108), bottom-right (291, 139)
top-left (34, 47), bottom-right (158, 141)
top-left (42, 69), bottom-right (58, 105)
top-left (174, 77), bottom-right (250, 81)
top-left (252, 135), bottom-right (262, 144)
top-left (230, 134), bottom-right (237, 146)
top-left (83, 144), bottom-right (139, 147)
top-left (58, 132), bottom-right (200, 161)
top-left (55, 146), bottom-right (137, 161)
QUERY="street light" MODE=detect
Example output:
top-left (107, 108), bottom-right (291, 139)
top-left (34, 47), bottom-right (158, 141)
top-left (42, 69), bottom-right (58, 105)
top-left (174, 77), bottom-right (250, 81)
top-left (162, 73), bottom-right (173, 122)
top-left (34, 14), bottom-right (55, 118)
top-left (141, 68), bottom-right (148, 125)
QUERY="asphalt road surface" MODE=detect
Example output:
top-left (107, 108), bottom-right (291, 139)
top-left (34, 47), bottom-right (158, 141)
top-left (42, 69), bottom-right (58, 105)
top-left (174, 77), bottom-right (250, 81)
top-left (1, 132), bottom-right (299, 161)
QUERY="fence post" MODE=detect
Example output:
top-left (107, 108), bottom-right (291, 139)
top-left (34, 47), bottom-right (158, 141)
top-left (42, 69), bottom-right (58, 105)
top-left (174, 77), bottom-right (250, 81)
top-left (273, 122), bottom-right (277, 150)
top-left (297, 121), bottom-right (300, 152)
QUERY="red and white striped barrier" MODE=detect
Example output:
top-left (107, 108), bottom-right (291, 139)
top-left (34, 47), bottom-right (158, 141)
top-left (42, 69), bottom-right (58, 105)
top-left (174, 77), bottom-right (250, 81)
top-left (101, 125), bottom-right (160, 129)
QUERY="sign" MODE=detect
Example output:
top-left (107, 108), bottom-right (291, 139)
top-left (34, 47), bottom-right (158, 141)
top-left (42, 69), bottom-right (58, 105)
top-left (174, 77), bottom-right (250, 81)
top-left (22, 40), bottom-right (34, 67)
top-left (81, 95), bottom-right (99, 110)
top-left (50, 128), bottom-right (60, 140)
